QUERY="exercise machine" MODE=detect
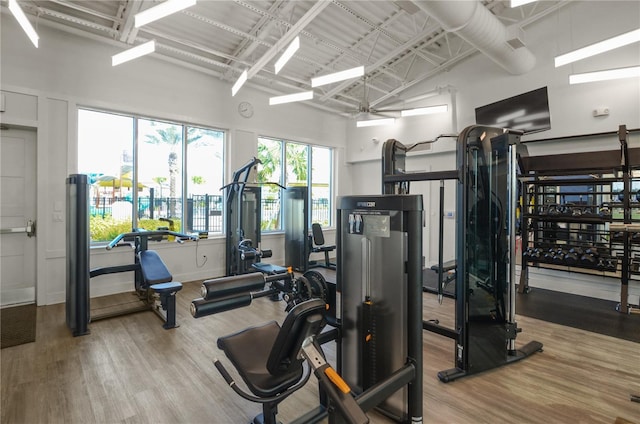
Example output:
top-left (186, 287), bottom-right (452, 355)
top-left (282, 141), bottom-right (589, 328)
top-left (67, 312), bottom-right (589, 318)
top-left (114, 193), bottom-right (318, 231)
top-left (66, 174), bottom-right (196, 336)
top-left (191, 193), bottom-right (423, 423)
top-left (382, 125), bottom-right (543, 382)
top-left (283, 185), bottom-right (310, 272)
top-left (336, 194), bottom-right (423, 423)
top-left (282, 186), bottom-right (336, 272)
top-left (224, 158), bottom-right (283, 276)
top-left (191, 269), bottom-right (359, 423)
top-left (309, 223), bottom-right (337, 270)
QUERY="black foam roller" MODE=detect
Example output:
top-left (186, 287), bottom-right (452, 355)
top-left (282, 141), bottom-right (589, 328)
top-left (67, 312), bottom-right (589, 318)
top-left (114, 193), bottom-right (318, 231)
top-left (201, 273), bottom-right (265, 299)
top-left (190, 295), bottom-right (252, 318)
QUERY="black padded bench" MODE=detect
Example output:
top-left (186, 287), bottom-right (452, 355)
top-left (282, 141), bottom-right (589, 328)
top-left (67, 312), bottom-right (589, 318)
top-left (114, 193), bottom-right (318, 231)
top-left (430, 259), bottom-right (456, 273)
top-left (252, 262), bottom-right (288, 275)
top-left (139, 250), bottom-right (182, 329)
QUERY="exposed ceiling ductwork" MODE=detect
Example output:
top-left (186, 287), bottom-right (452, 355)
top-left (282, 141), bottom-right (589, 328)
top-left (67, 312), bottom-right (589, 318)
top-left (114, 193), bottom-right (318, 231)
top-left (412, 0), bottom-right (536, 75)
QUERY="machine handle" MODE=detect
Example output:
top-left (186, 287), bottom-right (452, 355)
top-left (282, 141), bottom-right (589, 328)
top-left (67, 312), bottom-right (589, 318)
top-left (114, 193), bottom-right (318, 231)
top-left (213, 359), bottom-right (235, 386)
top-left (105, 229), bottom-right (197, 250)
top-left (301, 338), bottom-right (369, 424)
top-left (315, 364), bottom-right (369, 424)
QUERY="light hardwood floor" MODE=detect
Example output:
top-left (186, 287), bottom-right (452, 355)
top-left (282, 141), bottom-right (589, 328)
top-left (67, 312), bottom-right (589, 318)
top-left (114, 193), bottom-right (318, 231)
top-left (1, 278), bottom-right (639, 424)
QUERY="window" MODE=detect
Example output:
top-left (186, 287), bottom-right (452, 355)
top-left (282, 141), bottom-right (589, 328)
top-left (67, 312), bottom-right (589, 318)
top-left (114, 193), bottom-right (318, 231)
top-left (78, 108), bottom-right (224, 243)
top-left (257, 137), bottom-right (332, 231)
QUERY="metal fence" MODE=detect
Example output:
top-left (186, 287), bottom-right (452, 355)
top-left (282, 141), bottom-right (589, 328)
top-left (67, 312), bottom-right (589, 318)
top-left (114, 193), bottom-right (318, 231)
top-left (90, 195), bottom-right (330, 232)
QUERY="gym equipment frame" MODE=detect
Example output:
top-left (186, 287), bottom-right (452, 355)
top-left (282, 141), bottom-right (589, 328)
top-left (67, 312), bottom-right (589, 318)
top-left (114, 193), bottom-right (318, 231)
top-left (382, 125), bottom-right (543, 382)
top-left (224, 158), bottom-right (280, 276)
top-left (283, 186), bottom-right (310, 272)
top-left (66, 174), bottom-right (195, 336)
top-left (519, 125), bottom-right (640, 314)
top-left (336, 194), bottom-right (424, 423)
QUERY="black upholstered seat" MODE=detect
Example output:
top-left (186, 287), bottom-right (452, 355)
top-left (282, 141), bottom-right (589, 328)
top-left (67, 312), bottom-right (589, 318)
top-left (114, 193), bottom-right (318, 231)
top-left (310, 223), bottom-right (336, 269)
top-left (216, 298), bottom-right (327, 423)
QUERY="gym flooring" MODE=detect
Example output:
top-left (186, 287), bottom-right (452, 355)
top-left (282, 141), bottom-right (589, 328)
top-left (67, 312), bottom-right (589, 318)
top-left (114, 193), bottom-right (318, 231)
top-left (1, 273), bottom-right (638, 423)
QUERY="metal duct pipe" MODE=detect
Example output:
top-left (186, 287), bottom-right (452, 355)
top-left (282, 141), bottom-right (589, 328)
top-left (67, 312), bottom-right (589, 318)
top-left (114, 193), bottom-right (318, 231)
top-left (412, 0), bottom-right (536, 75)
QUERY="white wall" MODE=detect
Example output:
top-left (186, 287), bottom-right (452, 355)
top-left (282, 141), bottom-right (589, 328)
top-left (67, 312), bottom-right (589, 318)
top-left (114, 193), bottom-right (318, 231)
top-left (345, 0), bottom-right (640, 302)
top-left (1, 16), bottom-right (346, 305)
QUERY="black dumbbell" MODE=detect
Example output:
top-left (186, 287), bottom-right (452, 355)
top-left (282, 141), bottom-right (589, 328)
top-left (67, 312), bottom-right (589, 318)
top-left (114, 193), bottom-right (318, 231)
top-left (553, 248), bottom-right (566, 264)
top-left (564, 250), bottom-right (579, 265)
top-left (580, 253), bottom-right (597, 267)
top-left (543, 248), bottom-right (556, 262)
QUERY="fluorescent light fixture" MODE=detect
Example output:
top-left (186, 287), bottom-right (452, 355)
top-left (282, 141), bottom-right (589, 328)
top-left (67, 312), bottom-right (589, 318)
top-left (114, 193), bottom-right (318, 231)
top-left (569, 66), bottom-right (640, 84)
top-left (356, 117), bottom-right (396, 128)
top-left (400, 104), bottom-right (448, 117)
top-left (274, 36), bottom-right (300, 75)
top-left (135, 0), bottom-right (196, 28)
top-left (555, 28), bottom-right (640, 67)
top-left (510, 0), bottom-right (537, 7)
top-left (112, 40), bottom-right (156, 66)
top-left (8, 0), bottom-right (39, 48)
top-left (231, 70), bottom-right (248, 97)
top-left (269, 91), bottom-right (313, 105)
top-left (311, 66), bottom-right (365, 88)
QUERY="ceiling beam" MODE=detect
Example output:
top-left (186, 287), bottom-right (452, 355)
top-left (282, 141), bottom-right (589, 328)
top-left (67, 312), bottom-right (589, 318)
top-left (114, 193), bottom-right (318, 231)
top-left (319, 21), bottom-right (442, 102)
top-left (118, 0), bottom-right (144, 43)
top-left (244, 0), bottom-right (331, 80)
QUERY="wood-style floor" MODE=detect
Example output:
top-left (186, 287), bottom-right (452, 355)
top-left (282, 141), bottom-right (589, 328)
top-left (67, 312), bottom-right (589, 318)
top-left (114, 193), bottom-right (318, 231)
top-left (2, 275), bottom-right (639, 424)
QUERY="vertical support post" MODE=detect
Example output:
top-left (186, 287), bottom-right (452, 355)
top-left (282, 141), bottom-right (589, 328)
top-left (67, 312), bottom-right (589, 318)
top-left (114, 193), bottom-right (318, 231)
top-left (619, 125), bottom-right (630, 314)
top-left (507, 144), bottom-right (518, 351)
top-left (407, 207), bottom-right (423, 423)
top-left (438, 180), bottom-right (445, 303)
top-left (66, 174), bottom-right (91, 336)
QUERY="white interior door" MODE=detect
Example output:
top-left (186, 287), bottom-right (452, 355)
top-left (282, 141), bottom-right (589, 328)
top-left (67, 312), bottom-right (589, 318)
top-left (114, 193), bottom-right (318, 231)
top-left (1, 128), bottom-right (37, 306)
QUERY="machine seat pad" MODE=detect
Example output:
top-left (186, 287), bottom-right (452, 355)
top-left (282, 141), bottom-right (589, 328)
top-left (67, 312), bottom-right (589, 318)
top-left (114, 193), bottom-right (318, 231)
top-left (252, 263), bottom-right (288, 275)
top-left (139, 250), bottom-right (173, 285)
top-left (217, 321), bottom-right (303, 398)
top-left (430, 260), bottom-right (456, 272)
top-left (150, 282), bottom-right (182, 294)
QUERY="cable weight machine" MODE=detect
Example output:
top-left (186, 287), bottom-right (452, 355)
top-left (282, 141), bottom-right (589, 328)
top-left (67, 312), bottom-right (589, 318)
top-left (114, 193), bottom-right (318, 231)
top-left (224, 158), bottom-right (286, 276)
top-left (382, 125), bottom-right (543, 382)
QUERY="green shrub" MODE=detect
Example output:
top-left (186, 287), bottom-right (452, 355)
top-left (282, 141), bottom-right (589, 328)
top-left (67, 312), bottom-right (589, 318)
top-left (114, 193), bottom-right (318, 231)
top-left (90, 217), bottom-right (182, 242)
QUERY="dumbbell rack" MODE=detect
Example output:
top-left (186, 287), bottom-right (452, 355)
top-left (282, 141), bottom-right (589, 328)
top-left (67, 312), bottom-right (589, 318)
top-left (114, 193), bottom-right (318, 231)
top-left (518, 127), bottom-right (640, 313)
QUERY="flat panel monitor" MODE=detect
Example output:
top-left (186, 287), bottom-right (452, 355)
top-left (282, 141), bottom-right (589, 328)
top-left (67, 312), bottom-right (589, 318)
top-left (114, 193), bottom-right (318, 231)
top-left (475, 87), bottom-right (551, 134)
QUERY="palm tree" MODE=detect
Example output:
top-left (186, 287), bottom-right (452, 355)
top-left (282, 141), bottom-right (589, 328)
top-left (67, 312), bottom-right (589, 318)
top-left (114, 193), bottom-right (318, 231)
top-left (144, 125), bottom-right (203, 217)
top-left (285, 142), bottom-right (308, 184)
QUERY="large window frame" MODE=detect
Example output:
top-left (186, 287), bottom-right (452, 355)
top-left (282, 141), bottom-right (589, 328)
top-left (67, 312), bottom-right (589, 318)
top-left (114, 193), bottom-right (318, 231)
top-left (257, 136), bottom-right (333, 232)
top-left (78, 107), bottom-right (225, 244)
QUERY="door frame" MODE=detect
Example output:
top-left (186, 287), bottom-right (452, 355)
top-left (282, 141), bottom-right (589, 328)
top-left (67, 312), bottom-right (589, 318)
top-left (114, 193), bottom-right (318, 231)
top-left (1, 126), bottom-right (38, 306)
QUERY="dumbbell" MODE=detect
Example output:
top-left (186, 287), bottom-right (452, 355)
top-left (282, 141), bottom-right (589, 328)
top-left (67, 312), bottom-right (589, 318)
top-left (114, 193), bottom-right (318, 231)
top-left (599, 203), bottom-right (612, 219)
top-left (547, 204), bottom-right (560, 216)
top-left (564, 249), bottom-right (580, 265)
top-left (543, 248), bottom-right (556, 262)
top-left (548, 248), bottom-right (563, 264)
top-left (530, 248), bottom-right (542, 260)
top-left (580, 252), bottom-right (598, 267)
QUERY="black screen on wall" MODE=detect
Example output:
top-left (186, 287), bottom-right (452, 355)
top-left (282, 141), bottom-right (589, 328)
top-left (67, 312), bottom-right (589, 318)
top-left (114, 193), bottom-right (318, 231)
top-left (475, 87), bottom-right (551, 134)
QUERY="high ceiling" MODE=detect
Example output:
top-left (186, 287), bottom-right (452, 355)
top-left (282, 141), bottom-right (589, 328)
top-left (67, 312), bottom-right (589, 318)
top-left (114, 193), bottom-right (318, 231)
top-left (8, 0), bottom-right (566, 116)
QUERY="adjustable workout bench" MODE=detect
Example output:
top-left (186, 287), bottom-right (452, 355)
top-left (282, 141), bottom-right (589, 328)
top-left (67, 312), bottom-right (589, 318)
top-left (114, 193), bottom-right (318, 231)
top-left (138, 250), bottom-right (183, 329)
